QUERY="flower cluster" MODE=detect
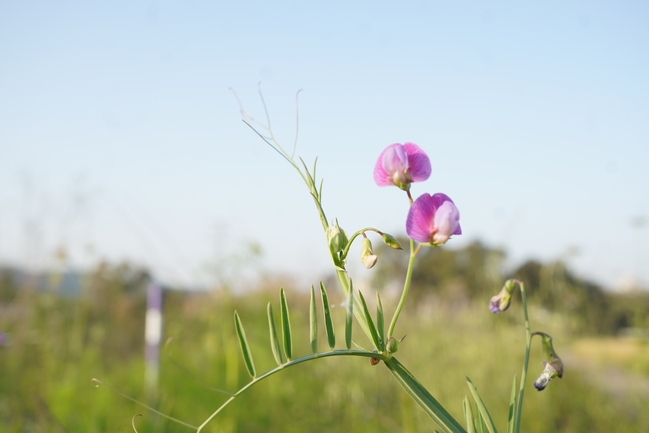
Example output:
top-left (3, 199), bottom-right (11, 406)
top-left (374, 142), bottom-right (461, 246)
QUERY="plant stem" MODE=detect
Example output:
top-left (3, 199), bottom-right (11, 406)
top-left (386, 190), bottom-right (417, 339)
top-left (387, 238), bottom-right (418, 338)
top-left (196, 350), bottom-right (387, 432)
top-left (514, 281), bottom-right (531, 433)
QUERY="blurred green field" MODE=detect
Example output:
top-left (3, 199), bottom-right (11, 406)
top-left (1, 264), bottom-right (648, 433)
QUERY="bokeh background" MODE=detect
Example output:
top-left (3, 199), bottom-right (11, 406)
top-left (1, 1), bottom-right (648, 432)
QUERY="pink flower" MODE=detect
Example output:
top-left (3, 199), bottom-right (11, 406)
top-left (406, 193), bottom-right (461, 245)
top-left (373, 143), bottom-right (431, 190)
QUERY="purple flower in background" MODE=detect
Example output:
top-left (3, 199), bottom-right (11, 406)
top-left (373, 143), bottom-right (431, 190)
top-left (406, 193), bottom-right (461, 245)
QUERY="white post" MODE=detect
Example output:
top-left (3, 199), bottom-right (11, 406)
top-left (145, 281), bottom-right (163, 397)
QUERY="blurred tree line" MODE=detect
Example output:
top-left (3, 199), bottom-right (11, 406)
top-left (371, 239), bottom-right (649, 335)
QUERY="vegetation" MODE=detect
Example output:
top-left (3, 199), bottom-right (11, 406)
top-left (372, 239), bottom-right (649, 335)
top-left (1, 249), bottom-right (648, 432)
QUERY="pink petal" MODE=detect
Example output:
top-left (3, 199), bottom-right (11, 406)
top-left (373, 144), bottom-right (399, 187)
top-left (406, 193), bottom-right (437, 243)
top-left (432, 193), bottom-right (461, 239)
top-left (403, 142), bottom-right (431, 182)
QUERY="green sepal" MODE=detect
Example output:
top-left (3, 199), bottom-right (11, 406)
top-left (380, 232), bottom-right (403, 250)
top-left (280, 288), bottom-right (293, 360)
top-left (320, 282), bottom-right (336, 349)
top-left (466, 377), bottom-right (498, 433)
top-left (234, 311), bottom-right (256, 378)
top-left (267, 303), bottom-right (285, 365)
top-left (309, 285), bottom-right (318, 354)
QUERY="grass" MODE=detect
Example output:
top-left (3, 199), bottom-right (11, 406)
top-left (1, 286), bottom-right (649, 432)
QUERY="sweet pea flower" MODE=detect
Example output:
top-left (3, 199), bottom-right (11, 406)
top-left (373, 143), bottom-right (431, 190)
top-left (406, 193), bottom-right (461, 246)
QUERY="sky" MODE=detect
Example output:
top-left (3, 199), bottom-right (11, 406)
top-left (1, 1), bottom-right (648, 291)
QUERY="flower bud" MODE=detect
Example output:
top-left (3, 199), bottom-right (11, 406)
top-left (386, 336), bottom-right (400, 355)
top-left (361, 238), bottom-right (378, 269)
top-left (380, 232), bottom-right (403, 250)
top-left (326, 224), bottom-right (347, 253)
top-left (489, 279), bottom-right (517, 313)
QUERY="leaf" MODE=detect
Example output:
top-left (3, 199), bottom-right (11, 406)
top-left (234, 311), bottom-right (256, 378)
top-left (358, 291), bottom-right (380, 351)
top-left (466, 377), bottom-right (498, 433)
top-left (376, 292), bottom-right (385, 351)
top-left (384, 358), bottom-right (466, 433)
top-left (507, 375), bottom-right (517, 433)
top-left (476, 406), bottom-right (485, 433)
top-left (280, 288), bottom-right (293, 360)
top-left (345, 281), bottom-right (353, 350)
top-left (463, 396), bottom-right (475, 433)
top-left (267, 303), bottom-right (284, 365)
top-left (318, 179), bottom-right (324, 201)
top-left (309, 285), bottom-right (318, 354)
top-left (320, 282), bottom-right (336, 349)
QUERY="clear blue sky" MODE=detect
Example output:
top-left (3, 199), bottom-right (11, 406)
top-left (1, 1), bottom-right (648, 290)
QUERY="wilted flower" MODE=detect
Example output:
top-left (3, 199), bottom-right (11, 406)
top-left (373, 142), bottom-right (431, 190)
top-left (533, 361), bottom-right (561, 391)
top-left (532, 332), bottom-right (564, 391)
top-left (406, 193), bottom-right (461, 246)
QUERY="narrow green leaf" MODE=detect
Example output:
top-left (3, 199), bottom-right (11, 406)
top-left (267, 303), bottom-right (284, 365)
top-left (345, 281), bottom-right (353, 350)
top-left (376, 292), bottom-right (385, 351)
top-left (299, 157), bottom-right (314, 184)
top-left (319, 282), bottom-right (336, 349)
top-left (309, 285), bottom-right (318, 354)
top-left (466, 377), bottom-right (498, 433)
top-left (358, 291), bottom-right (380, 351)
top-left (476, 407), bottom-right (485, 433)
top-left (507, 375), bottom-right (517, 433)
top-left (384, 358), bottom-right (466, 433)
top-left (318, 179), bottom-right (324, 201)
top-left (234, 311), bottom-right (256, 378)
top-left (280, 288), bottom-right (293, 360)
top-left (463, 397), bottom-right (475, 433)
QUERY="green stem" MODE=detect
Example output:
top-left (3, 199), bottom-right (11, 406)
top-left (197, 350), bottom-right (386, 432)
top-left (387, 239), bottom-right (419, 338)
top-left (514, 281), bottom-right (531, 433)
top-left (341, 227), bottom-right (383, 259)
top-left (386, 190), bottom-right (416, 339)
